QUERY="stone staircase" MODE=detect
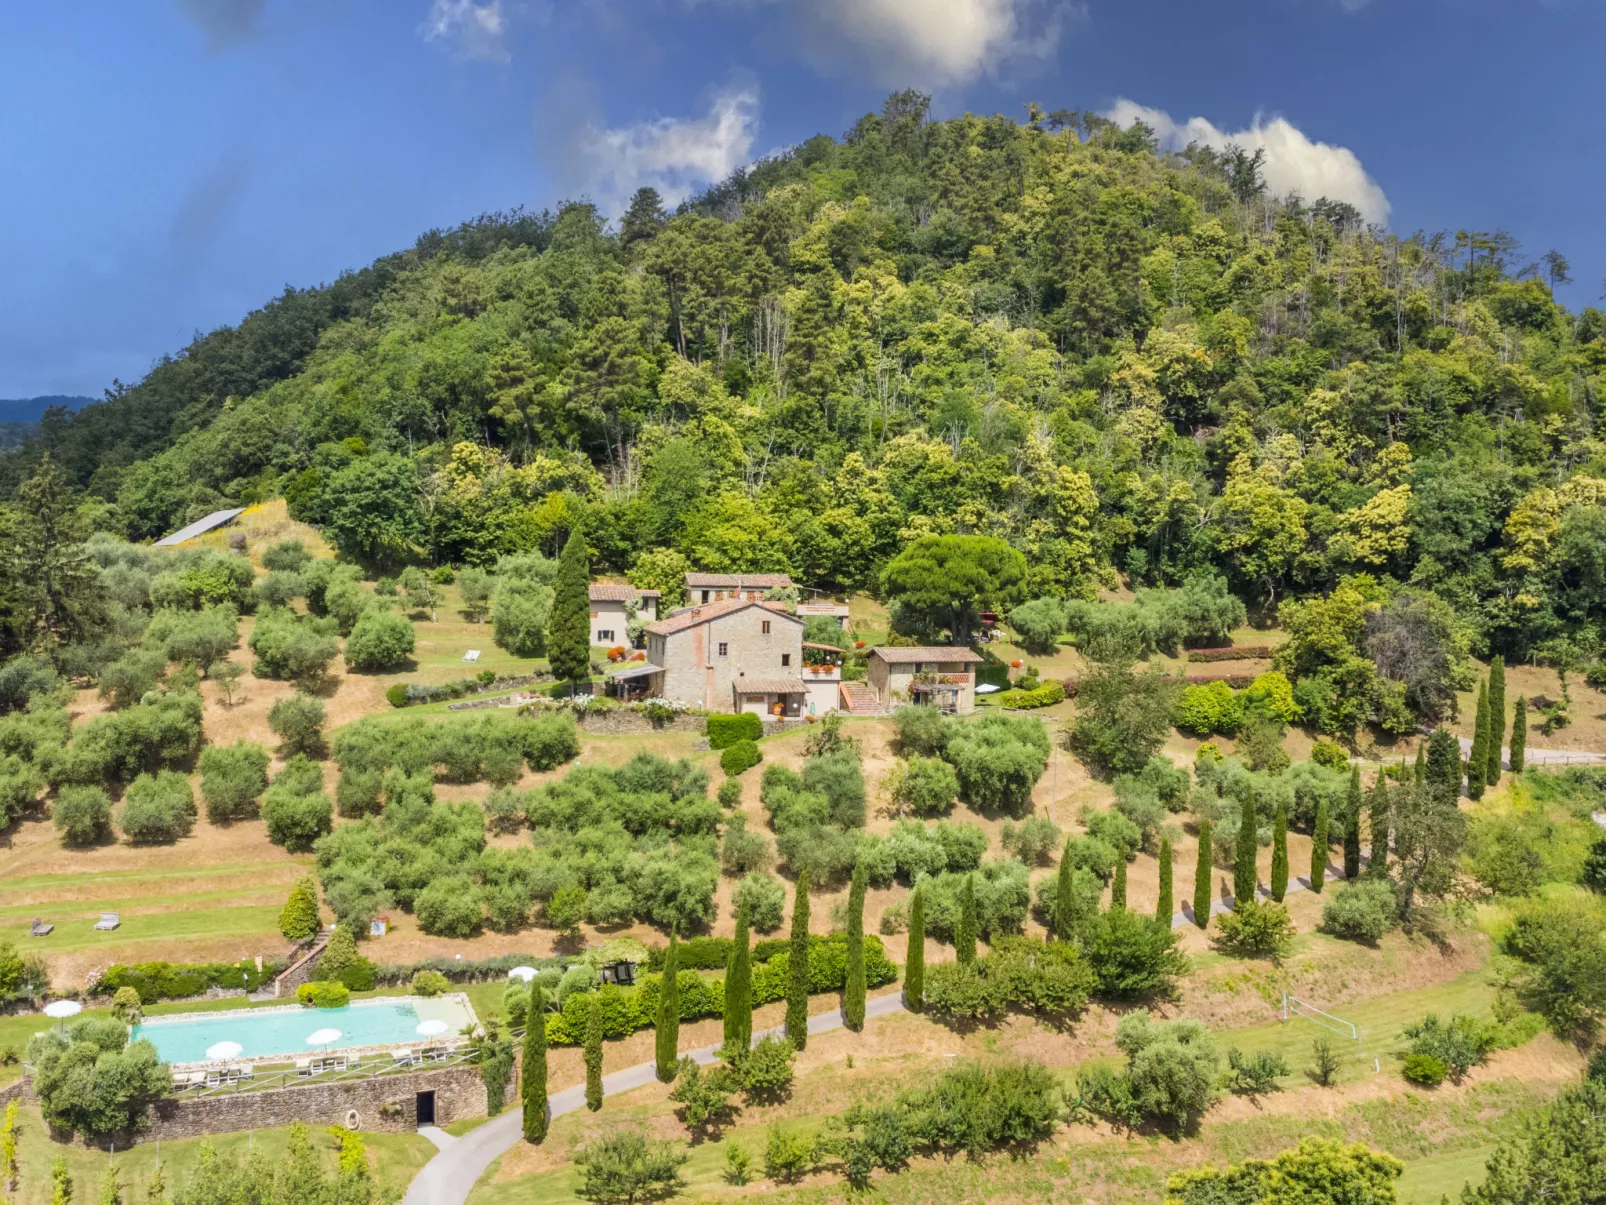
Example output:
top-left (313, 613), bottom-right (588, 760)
top-left (269, 928), bottom-right (333, 998)
top-left (839, 682), bottom-right (885, 716)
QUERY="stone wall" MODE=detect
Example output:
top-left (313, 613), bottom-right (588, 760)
top-left (136, 1064), bottom-right (485, 1141)
top-left (575, 711), bottom-right (705, 736)
top-left (272, 935), bottom-right (329, 998)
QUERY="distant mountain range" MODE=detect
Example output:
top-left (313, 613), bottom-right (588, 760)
top-left (0, 395), bottom-right (95, 424)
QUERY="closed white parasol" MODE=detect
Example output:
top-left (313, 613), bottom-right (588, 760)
top-left (306, 1028), bottom-right (342, 1048)
top-left (206, 1041), bottom-right (244, 1061)
top-left (415, 1019), bottom-right (450, 1036)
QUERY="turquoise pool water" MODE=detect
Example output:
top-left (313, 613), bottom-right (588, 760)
top-left (132, 996), bottom-right (474, 1064)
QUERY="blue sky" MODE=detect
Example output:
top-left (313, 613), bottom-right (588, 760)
top-left (2, 0), bottom-right (1602, 399)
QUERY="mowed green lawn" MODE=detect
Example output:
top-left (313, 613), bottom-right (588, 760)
top-left (0, 1106), bottom-right (434, 1205)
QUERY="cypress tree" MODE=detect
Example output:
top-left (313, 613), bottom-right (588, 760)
top-left (1487, 656), bottom-right (1506, 786)
top-left (785, 870), bottom-right (810, 1050)
top-left (1509, 697), bottom-right (1527, 773)
top-left (1426, 727), bottom-right (1462, 804)
top-left (583, 994), bottom-right (604, 1112)
top-left (844, 859), bottom-right (867, 1029)
top-left (1193, 819), bottom-right (1213, 928)
top-left (1413, 746), bottom-right (1426, 786)
top-left (724, 901), bottom-right (752, 1053)
top-left (1310, 799), bottom-right (1329, 894)
top-left (521, 985), bottom-right (548, 1143)
top-left (1110, 856), bottom-right (1127, 911)
top-left (904, 887), bottom-right (925, 1012)
top-left (955, 874), bottom-right (978, 966)
top-left (1343, 766), bottom-right (1362, 881)
top-left (545, 525), bottom-right (591, 696)
top-left (1156, 837), bottom-right (1173, 927)
top-left (1053, 845), bottom-right (1078, 941)
top-left (655, 935), bottom-right (680, 1082)
top-left (1467, 681), bottom-right (1489, 800)
top-left (1234, 796), bottom-right (1258, 906)
top-left (1367, 775), bottom-right (1391, 875)
top-left (1270, 800), bottom-right (1289, 902)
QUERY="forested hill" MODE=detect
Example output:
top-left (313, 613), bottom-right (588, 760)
top-left (9, 93), bottom-right (1606, 661)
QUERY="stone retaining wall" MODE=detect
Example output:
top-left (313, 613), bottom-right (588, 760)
top-left (575, 711), bottom-right (706, 736)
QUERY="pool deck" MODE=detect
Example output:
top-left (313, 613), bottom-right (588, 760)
top-left (138, 993), bottom-right (479, 1071)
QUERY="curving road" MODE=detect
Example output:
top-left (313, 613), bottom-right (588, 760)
top-left (401, 991), bottom-right (906, 1205)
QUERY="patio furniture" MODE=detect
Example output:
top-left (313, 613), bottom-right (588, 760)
top-left (235, 1064), bottom-right (255, 1081)
top-left (295, 1058), bottom-right (313, 1076)
top-left (392, 1049), bottom-right (417, 1068)
top-left (92, 913), bottom-right (120, 931)
top-left (29, 918), bottom-right (52, 937)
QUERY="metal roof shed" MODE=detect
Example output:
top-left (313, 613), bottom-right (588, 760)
top-left (153, 508), bottom-right (247, 547)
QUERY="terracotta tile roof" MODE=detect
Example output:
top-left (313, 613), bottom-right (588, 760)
top-left (733, 676), bottom-right (808, 695)
top-left (868, 646), bottom-right (984, 664)
top-left (643, 598), bottom-right (800, 638)
top-left (589, 584), bottom-right (660, 602)
top-left (685, 572), bottom-right (793, 590)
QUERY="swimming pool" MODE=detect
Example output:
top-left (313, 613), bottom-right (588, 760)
top-left (131, 995), bottom-right (476, 1065)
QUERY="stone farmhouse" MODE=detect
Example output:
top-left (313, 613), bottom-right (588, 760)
top-left (588, 584), bottom-right (659, 648)
top-left (684, 572), bottom-right (793, 605)
top-left (863, 646), bottom-right (982, 714)
top-left (615, 597), bottom-right (839, 719)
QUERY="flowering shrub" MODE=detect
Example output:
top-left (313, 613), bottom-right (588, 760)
top-left (607, 646), bottom-right (628, 662)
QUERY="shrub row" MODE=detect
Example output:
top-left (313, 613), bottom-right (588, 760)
top-left (707, 712), bottom-right (764, 750)
top-left (1059, 672), bottom-right (1255, 699)
top-left (91, 959), bottom-right (286, 1004)
top-left (371, 952), bottom-right (569, 986)
top-left (541, 934), bottom-right (896, 1045)
top-left (1185, 647), bottom-right (1273, 663)
top-left (995, 682), bottom-right (1066, 710)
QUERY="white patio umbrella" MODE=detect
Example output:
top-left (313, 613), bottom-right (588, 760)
top-left (206, 1040), bottom-right (243, 1061)
top-left (974, 684), bottom-right (1001, 694)
top-left (415, 1019), bottom-right (450, 1037)
top-left (306, 1028), bottom-right (342, 1049)
top-left (42, 1000), bottom-right (82, 1021)
top-left (508, 966), bottom-right (537, 983)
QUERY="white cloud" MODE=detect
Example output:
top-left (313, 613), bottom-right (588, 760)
top-left (1105, 99), bottom-right (1391, 225)
top-left (576, 87), bottom-right (761, 212)
top-left (419, 0), bottom-right (508, 61)
top-left (701, 0), bottom-right (1073, 86)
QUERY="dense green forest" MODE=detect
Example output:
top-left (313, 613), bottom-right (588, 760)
top-left (6, 92), bottom-right (1606, 664)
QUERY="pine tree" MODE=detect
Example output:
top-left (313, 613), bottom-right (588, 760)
top-left (1310, 799), bottom-right (1329, 894)
top-left (1053, 843), bottom-right (1079, 941)
top-left (1368, 774), bottom-right (1391, 875)
top-left (1234, 796), bottom-right (1258, 906)
top-left (1193, 819), bottom-right (1213, 928)
top-left (1110, 856), bottom-right (1127, 911)
top-left (1270, 800), bottom-right (1289, 902)
top-left (545, 525), bottom-right (591, 696)
top-left (1467, 681), bottom-right (1489, 800)
top-left (786, 870), bottom-right (810, 1049)
top-left (843, 860), bottom-right (867, 1030)
top-left (584, 994), bottom-right (604, 1112)
top-left (278, 876), bottom-right (322, 942)
top-left (1156, 837), bottom-right (1173, 927)
top-left (1343, 766), bottom-right (1362, 881)
top-left (1487, 655), bottom-right (1506, 786)
top-left (522, 985), bottom-right (548, 1142)
top-left (724, 901), bottom-right (753, 1052)
top-left (904, 887), bottom-right (925, 1013)
top-left (656, 935), bottom-right (680, 1082)
top-left (955, 874), bottom-right (978, 966)
top-left (1510, 697), bottom-right (1527, 773)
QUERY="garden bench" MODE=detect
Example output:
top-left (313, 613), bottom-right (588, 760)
top-left (29, 918), bottom-right (52, 937)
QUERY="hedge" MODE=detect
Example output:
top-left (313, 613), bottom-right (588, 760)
top-left (707, 713), bottom-right (764, 750)
top-left (643, 933), bottom-right (831, 973)
top-left (544, 934), bottom-right (896, 1045)
top-left (721, 739), bottom-right (762, 776)
top-left (92, 959), bottom-right (285, 1004)
top-left (372, 952), bottom-right (569, 986)
top-left (995, 682), bottom-right (1066, 710)
top-left (385, 672), bottom-right (549, 709)
top-left (1185, 647), bottom-right (1273, 663)
top-left (1060, 672), bottom-right (1255, 699)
